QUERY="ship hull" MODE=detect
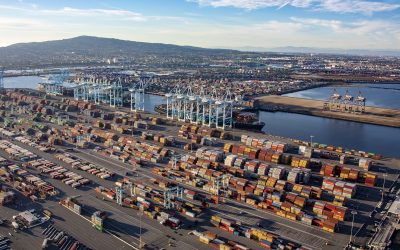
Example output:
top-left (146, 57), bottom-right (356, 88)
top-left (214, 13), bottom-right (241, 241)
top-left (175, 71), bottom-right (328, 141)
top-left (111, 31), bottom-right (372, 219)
top-left (233, 122), bottom-right (265, 131)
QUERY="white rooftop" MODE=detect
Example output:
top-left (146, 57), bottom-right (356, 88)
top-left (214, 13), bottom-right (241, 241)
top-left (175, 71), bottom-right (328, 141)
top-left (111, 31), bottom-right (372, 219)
top-left (18, 210), bottom-right (39, 223)
top-left (388, 197), bottom-right (400, 216)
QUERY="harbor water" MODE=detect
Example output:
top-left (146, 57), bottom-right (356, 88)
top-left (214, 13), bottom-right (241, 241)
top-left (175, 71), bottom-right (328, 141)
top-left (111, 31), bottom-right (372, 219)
top-left (259, 111), bottom-right (400, 158)
top-left (4, 76), bottom-right (43, 89)
top-left (5, 76), bottom-right (400, 157)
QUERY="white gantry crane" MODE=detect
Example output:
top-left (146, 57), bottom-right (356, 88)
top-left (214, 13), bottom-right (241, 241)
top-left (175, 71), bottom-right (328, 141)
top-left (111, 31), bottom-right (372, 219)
top-left (328, 88), bottom-right (342, 111)
top-left (109, 77), bottom-right (123, 108)
top-left (354, 91), bottom-right (366, 113)
top-left (325, 88), bottom-right (367, 114)
top-left (215, 88), bottom-right (234, 130)
top-left (73, 76), bottom-right (123, 108)
top-left (165, 82), bottom-right (235, 130)
top-left (343, 89), bottom-right (354, 112)
top-left (129, 75), bottom-right (151, 112)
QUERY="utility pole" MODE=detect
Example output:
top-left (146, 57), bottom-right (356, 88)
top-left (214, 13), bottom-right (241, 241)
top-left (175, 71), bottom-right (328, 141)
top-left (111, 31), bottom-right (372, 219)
top-left (381, 173), bottom-right (388, 203)
top-left (138, 211), bottom-right (143, 248)
top-left (349, 210), bottom-right (357, 246)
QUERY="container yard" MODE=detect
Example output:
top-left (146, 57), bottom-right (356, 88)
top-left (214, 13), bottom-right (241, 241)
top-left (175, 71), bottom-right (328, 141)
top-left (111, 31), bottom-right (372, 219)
top-left (0, 88), bottom-right (399, 250)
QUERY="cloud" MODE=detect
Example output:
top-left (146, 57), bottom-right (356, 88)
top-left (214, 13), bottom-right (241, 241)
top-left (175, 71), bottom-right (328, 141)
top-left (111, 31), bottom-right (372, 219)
top-left (320, 0), bottom-right (400, 14)
top-left (0, 17), bottom-right (48, 29)
top-left (290, 17), bottom-right (343, 31)
top-left (0, 5), bottom-right (184, 22)
top-left (252, 20), bottom-right (305, 32)
top-left (40, 7), bottom-right (146, 21)
top-left (190, 0), bottom-right (313, 10)
top-left (189, 0), bottom-right (400, 14)
top-left (291, 17), bottom-right (400, 35)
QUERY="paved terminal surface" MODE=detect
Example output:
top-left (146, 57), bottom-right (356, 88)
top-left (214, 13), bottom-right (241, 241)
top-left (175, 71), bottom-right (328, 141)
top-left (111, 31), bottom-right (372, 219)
top-left (0, 137), bottom-right (265, 250)
top-left (1, 92), bottom-right (400, 250)
top-left (256, 95), bottom-right (400, 127)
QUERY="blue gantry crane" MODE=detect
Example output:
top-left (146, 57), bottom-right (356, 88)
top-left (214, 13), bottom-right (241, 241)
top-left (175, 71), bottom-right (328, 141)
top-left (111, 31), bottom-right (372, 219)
top-left (44, 69), bottom-right (70, 95)
top-left (0, 66), bottom-right (4, 90)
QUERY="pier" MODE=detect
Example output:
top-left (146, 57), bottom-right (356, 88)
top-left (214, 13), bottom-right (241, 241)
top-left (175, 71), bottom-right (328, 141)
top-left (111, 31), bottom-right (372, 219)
top-left (255, 95), bottom-right (400, 128)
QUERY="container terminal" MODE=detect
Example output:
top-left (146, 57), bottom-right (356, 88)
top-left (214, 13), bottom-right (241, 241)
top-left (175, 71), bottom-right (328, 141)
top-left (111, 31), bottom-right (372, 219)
top-left (255, 95), bottom-right (400, 128)
top-left (0, 79), bottom-right (399, 250)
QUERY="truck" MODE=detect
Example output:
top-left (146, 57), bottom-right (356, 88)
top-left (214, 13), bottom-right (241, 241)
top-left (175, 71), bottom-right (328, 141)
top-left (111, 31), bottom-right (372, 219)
top-left (92, 211), bottom-right (107, 232)
top-left (41, 238), bottom-right (48, 249)
top-left (161, 217), bottom-right (181, 230)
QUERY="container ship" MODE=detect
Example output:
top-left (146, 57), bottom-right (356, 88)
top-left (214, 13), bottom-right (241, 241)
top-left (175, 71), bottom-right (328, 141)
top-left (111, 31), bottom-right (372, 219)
top-left (154, 104), bottom-right (265, 131)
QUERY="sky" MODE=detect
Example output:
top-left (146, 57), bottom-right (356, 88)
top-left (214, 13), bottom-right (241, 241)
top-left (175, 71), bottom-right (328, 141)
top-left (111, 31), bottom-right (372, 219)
top-left (0, 0), bottom-right (400, 50)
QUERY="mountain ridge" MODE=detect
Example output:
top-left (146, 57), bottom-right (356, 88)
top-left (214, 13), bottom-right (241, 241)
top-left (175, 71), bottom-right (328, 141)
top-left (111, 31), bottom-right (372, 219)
top-left (1, 36), bottom-right (399, 68)
top-left (0, 36), bottom-right (239, 68)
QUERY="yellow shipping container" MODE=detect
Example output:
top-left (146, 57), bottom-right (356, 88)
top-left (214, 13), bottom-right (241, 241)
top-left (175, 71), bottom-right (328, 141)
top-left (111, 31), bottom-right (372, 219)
top-left (199, 236), bottom-right (210, 244)
top-left (333, 214), bottom-right (345, 221)
top-left (291, 206), bottom-right (301, 215)
top-left (322, 227), bottom-right (334, 233)
top-left (211, 216), bottom-right (221, 223)
top-left (333, 200), bottom-right (344, 207)
top-left (277, 211), bottom-right (286, 217)
top-left (145, 211), bottom-right (154, 219)
top-left (258, 180), bottom-right (266, 185)
top-left (286, 213), bottom-right (296, 221)
top-left (254, 189), bottom-right (263, 196)
top-left (293, 185), bottom-right (302, 192)
top-left (335, 195), bottom-right (345, 201)
top-left (246, 198), bottom-right (256, 205)
top-left (220, 244), bottom-right (232, 250)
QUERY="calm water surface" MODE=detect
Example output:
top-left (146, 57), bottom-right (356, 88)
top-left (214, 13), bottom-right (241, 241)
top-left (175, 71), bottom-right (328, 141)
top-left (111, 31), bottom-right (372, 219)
top-left (260, 111), bottom-right (400, 157)
top-left (4, 76), bottom-right (43, 89)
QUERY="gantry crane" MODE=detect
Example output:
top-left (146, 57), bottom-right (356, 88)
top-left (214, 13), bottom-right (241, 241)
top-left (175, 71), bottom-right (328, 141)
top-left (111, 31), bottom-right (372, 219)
top-left (165, 82), bottom-right (235, 130)
top-left (129, 75), bottom-right (151, 112)
top-left (0, 66), bottom-right (4, 91)
top-left (44, 69), bottom-right (70, 95)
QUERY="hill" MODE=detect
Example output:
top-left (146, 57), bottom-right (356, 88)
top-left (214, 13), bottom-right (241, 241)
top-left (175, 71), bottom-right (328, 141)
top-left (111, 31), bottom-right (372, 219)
top-left (0, 36), bottom-right (236, 68)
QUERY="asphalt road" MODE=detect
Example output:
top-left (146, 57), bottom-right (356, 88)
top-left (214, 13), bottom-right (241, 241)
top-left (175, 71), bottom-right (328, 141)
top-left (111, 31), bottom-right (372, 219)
top-left (70, 147), bottom-right (337, 249)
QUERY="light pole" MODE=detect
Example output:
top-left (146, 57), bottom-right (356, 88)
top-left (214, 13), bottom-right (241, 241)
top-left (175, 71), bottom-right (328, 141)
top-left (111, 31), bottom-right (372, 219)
top-left (138, 211), bottom-right (143, 248)
top-left (381, 173), bottom-right (388, 203)
top-left (310, 135), bottom-right (314, 148)
top-left (349, 210), bottom-right (357, 246)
